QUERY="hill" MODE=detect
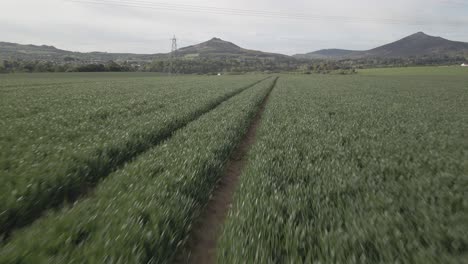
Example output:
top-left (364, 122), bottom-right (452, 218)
top-left (0, 38), bottom-right (292, 64)
top-left (0, 41), bottom-right (159, 63)
top-left (174, 37), bottom-right (291, 60)
top-left (294, 32), bottom-right (468, 59)
top-left (4, 33), bottom-right (466, 64)
top-left (293, 49), bottom-right (355, 60)
top-left (2, 33), bottom-right (466, 73)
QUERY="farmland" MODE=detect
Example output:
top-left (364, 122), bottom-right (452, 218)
top-left (1, 67), bottom-right (467, 263)
top-left (219, 69), bottom-right (468, 263)
top-left (0, 73), bottom-right (267, 236)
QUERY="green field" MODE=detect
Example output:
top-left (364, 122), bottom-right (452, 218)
top-left (0, 73), bottom-right (268, 235)
top-left (359, 66), bottom-right (468, 76)
top-left (0, 68), bottom-right (467, 263)
top-left (219, 72), bottom-right (468, 263)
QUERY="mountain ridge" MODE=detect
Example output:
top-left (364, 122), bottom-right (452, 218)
top-left (1, 32), bottom-right (468, 64)
top-left (294, 32), bottom-right (468, 59)
top-left (0, 41), bottom-right (159, 62)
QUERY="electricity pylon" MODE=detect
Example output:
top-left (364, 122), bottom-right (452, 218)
top-left (169, 35), bottom-right (177, 75)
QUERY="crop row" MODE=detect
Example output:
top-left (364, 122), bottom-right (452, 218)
top-left (0, 77), bottom-right (277, 263)
top-left (0, 75), bottom-right (268, 236)
top-left (218, 75), bottom-right (468, 263)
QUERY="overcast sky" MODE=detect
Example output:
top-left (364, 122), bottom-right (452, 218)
top-left (1, 0), bottom-right (468, 55)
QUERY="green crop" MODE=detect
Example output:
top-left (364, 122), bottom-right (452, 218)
top-left (1, 68), bottom-right (466, 263)
top-left (0, 76), bottom-right (277, 263)
top-left (0, 73), bottom-right (266, 235)
top-left (219, 74), bottom-right (468, 263)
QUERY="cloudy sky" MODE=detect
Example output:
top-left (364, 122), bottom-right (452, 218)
top-left (1, 0), bottom-right (468, 55)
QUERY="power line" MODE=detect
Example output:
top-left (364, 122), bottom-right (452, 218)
top-left (66, 0), bottom-right (425, 25)
top-left (66, 0), bottom-right (466, 27)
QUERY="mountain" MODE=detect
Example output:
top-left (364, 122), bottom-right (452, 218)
top-left (0, 38), bottom-right (292, 63)
top-left (294, 32), bottom-right (468, 60)
top-left (362, 32), bottom-right (468, 57)
top-left (174, 37), bottom-right (291, 60)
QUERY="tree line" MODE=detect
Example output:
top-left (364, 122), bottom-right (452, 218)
top-left (1, 54), bottom-right (465, 74)
top-left (0, 57), bottom-right (358, 74)
top-left (0, 60), bottom-right (137, 73)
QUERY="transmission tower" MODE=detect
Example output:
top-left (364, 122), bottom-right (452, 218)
top-left (169, 35), bottom-right (177, 74)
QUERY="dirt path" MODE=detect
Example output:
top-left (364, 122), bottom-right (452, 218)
top-left (175, 77), bottom-right (278, 264)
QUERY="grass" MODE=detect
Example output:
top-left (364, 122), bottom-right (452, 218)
top-left (218, 73), bottom-right (468, 263)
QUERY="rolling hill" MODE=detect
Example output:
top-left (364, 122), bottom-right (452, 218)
top-left (0, 37), bottom-right (292, 63)
top-left (2, 32), bottom-right (467, 65)
top-left (0, 41), bottom-right (158, 63)
top-left (293, 49), bottom-right (355, 60)
top-left (294, 32), bottom-right (468, 60)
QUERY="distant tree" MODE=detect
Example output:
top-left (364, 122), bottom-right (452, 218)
top-left (106, 61), bottom-right (123, 72)
top-left (0, 61), bottom-right (6, 73)
top-left (22, 61), bottom-right (36, 73)
top-left (63, 56), bottom-right (76, 62)
top-left (34, 61), bottom-right (54, 72)
top-left (75, 63), bottom-right (106, 72)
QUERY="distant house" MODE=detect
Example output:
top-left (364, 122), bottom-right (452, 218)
top-left (462, 63), bottom-right (468, 67)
